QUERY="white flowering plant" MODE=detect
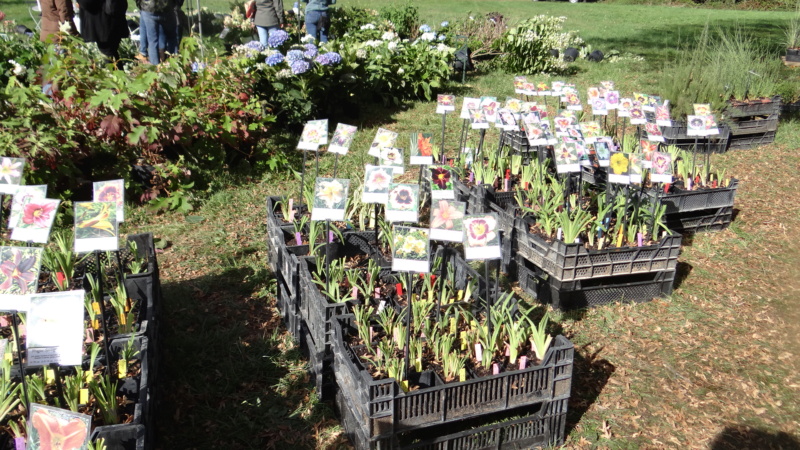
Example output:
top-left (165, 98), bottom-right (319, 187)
top-left (493, 15), bottom-right (584, 74)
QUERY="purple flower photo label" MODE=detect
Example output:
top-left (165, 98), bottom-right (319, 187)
top-left (650, 151), bottom-right (673, 184)
top-left (429, 167), bottom-right (455, 200)
top-left (554, 142), bottom-right (581, 174)
top-left (436, 94), bottom-right (456, 114)
top-left (462, 214), bottom-right (502, 261)
top-left (10, 198), bottom-right (60, 245)
top-left (93, 179), bottom-right (125, 222)
top-left (0, 246), bottom-right (44, 312)
top-left (328, 123), bottom-right (357, 155)
top-left (385, 184), bottom-right (419, 223)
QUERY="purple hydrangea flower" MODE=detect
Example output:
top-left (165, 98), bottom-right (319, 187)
top-left (265, 52), bottom-right (285, 66)
top-left (286, 49), bottom-right (305, 63)
top-left (290, 59), bottom-right (311, 74)
top-left (419, 24), bottom-right (431, 33)
top-left (303, 43), bottom-right (318, 59)
top-left (314, 54), bottom-right (331, 65)
top-left (267, 29), bottom-right (290, 48)
top-left (323, 52), bottom-right (341, 65)
top-left (245, 40), bottom-right (265, 51)
top-left (191, 61), bottom-right (207, 73)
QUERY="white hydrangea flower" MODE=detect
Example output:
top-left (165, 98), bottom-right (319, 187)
top-left (365, 40), bottom-right (382, 48)
top-left (397, 68), bottom-right (404, 74)
top-left (301, 34), bottom-right (315, 44)
top-left (58, 21), bottom-right (72, 33)
top-left (275, 68), bottom-right (293, 79)
top-left (381, 31), bottom-right (396, 41)
top-left (436, 43), bottom-right (454, 53)
top-left (356, 49), bottom-right (367, 59)
top-left (360, 23), bottom-right (376, 30)
top-left (420, 32), bottom-right (435, 41)
top-left (387, 41), bottom-right (398, 52)
top-left (8, 60), bottom-right (25, 76)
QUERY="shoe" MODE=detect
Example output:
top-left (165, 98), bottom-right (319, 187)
top-left (135, 54), bottom-right (149, 64)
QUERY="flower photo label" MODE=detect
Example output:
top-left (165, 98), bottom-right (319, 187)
top-left (629, 152), bottom-right (645, 184)
top-left (74, 201), bottom-right (119, 253)
top-left (379, 147), bottom-right (405, 175)
top-left (297, 119), bottom-right (329, 150)
top-left (513, 76), bottom-right (527, 94)
top-left (468, 108), bottom-right (489, 130)
top-left (436, 94), bottom-right (456, 114)
top-left (27, 290), bottom-right (85, 366)
top-left (693, 103), bottom-right (712, 116)
top-left (618, 98), bottom-right (633, 117)
top-left (27, 403), bottom-right (91, 450)
top-left (645, 122), bottom-right (665, 143)
top-left (328, 123), bottom-right (357, 155)
top-left (650, 151), bottom-right (673, 184)
top-left (629, 104), bottom-right (646, 125)
top-left (429, 166), bottom-right (455, 199)
top-left (391, 226), bottom-right (430, 273)
top-left (429, 200), bottom-right (465, 242)
top-left (686, 115), bottom-right (705, 137)
top-left (594, 139), bottom-right (612, 167)
top-left (8, 185), bottom-right (47, 230)
top-left (554, 142), bottom-right (581, 174)
top-left (479, 96), bottom-right (498, 124)
top-left (463, 214), bottom-right (502, 260)
top-left (93, 179), bottom-right (125, 222)
top-left (0, 157), bottom-right (25, 195)
top-left (409, 132), bottom-right (434, 166)
top-left (497, 108), bottom-right (518, 131)
top-left (10, 198), bottom-right (60, 244)
top-left (385, 184), bottom-right (419, 223)
top-left (608, 152), bottom-right (632, 184)
top-left (311, 178), bottom-right (349, 221)
top-left (362, 166), bottom-right (395, 204)
top-left (703, 114), bottom-right (720, 136)
top-left (368, 128), bottom-right (399, 157)
top-left (504, 97), bottom-right (523, 113)
top-left (655, 104), bottom-right (672, 127)
top-left (605, 90), bottom-right (620, 110)
top-left (460, 97), bottom-right (480, 120)
top-left (0, 246), bottom-right (43, 312)
top-left (522, 115), bottom-right (548, 146)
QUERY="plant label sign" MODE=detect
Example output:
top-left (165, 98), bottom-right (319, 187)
top-left (513, 76), bottom-right (527, 94)
top-left (328, 123), bottom-right (357, 155)
top-left (650, 151), bottom-right (673, 183)
top-left (703, 115), bottom-right (720, 136)
top-left (311, 178), bottom-right (349, 221)
top-left (409, 132), bottom-right (434, 165)
top-left (594, 139), bottom-right (612, 167)
top-left (368, 128), bottom-right (398, 157)
top-left (463, 214), bottom-right (502, 260)
top-left (297, 119), bottom-right (328, 150)
top-left (8, 185), bottom-right (47, 229)
top-left (522, 114), bottom-right (548, 146)
top-left (379, 147), bottom-right (404, 175)
top-left (554, 142), bottom-right (581, 173)
top-left (385, 184), bottom-right (419, 223)
top-left (10, 198), bottom-right (60, 244)
top-left (497, 108), bottom-right (518, 131)
top-left (391, 226), bottom-right (430, 273)
top-left (429, 166), bottom-right (455, 199)
top-left (28, 403), bottom-right (91, 450)
top-left (479, 96), bottom-right (498, 124)
top-left (27, 290), bottom-right (85, 366)
top-left (429, 199), bottom-right (465, 242)
top-left (460, 97), bottom-right (479, 120)
top-left (629, 153), bottom-right (645, 184)
top-left (655, 103), bottom-right (672, 127)
top-left (468, 108), bottom-right (489, 130)
top-left (629, 104), bottom-right (646, 124)
top-left (0, 157), bottom-right (24, 195)
top-left (436, 94), bottom-right (456, 114)
top-left (74, 201), bottom-right (118, 253)
top-left (640, 141), bottom-right (657, 168)
top-left (608, 152), bottom-right (631, 184)
top-left (362, 166), bottom-right (394, 204)
top-left (686, 115), bottom-right (705, 137)
top-left (0, 246), bottom-right (43, 312)
top-left (504, 97), bottom-right (522, 113)
top-left (93, 179), bottom-right (125, 222)
top-left (645, 122), bottom-right (665, 142)
top-left (605, 90), bottom-right (620, 110)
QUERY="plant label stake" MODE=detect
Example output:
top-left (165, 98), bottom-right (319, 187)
top-left (440, 111), bottom-right (448, 162)
top-left (49, 362), bottom-right (67, 407)
top-left (94, 251), bottom-right (112, 378)
top-left (9, 311), bottom-right (30, 412)
top-left (403, 272), bottom-right (413, 380)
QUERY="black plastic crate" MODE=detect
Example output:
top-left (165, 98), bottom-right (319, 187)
top-left (300, 323), bottom-right (336, 401)
top-left (665, 206), bottom-right (733, 234)
top-left (727, 114), bottom-right (779, 136)
top-left (91, 423), bottom-right (146, 450)
top-left (332, 315), bottom-right (574, 439)
top-left (277, 274), bottom-right (302, 340)
top-left (514, 216), bottom-right (681, 283)
top-left (501, 130), bottom-right (533, 153)
top-left (516, 254), bottom-right (675, 310)
top-left (723, 96), bottom-right (782, 118)
top-left (660, 122), bottom-right (731, 154)
top-left (648, 179), bottom-right (738, 214)
top-left (728, 131), bottom-right (777, 151)
top-left (336, 389), bottom-right (569, 450)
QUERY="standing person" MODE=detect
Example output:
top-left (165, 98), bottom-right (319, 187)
top-left (76, 0), bottom-right (129, 62)
top-left (303, 0), bottom-right (333, 43)
top-left (137, 0), bottom-right (177, 65)
top-left (136, 15), bottom-right (150, 63)
top-left (40, 0), bottom-right (79, 42)
top-left (253, 0), bottom-right (283, 47)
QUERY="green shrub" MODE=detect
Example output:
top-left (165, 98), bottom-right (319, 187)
top-left (492, 16), bottom-right (583, 74)
top-left (378, 3), bottom-right (419, 39)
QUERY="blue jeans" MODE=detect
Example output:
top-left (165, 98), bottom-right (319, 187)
top-left (305, 10), bottom-right (328, 43)
top-left (140, 10), bottom-right (178, 65)
top-left (138, 16), bottom-right (148, 56)
top-left (256, 25), bottom-right (278, 46)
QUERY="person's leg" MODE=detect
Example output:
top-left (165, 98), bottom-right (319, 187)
top-left (256, 26), bottom-right (268, 46)
top-left (305, 9), bottom-right (319, 41)
top-left (140, 11), bottom-right (160, 65)
top-left (138, 15), bottom-right (148, 58)
top-left (161, 8), bottom-right (178, 56)
top-left (318, 10), bottom-right (328, 43)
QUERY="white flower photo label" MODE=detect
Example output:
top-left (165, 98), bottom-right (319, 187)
top-left (27, 290), bottom-right (85, 366)
top-left (554, 142), bottom-right (581, 174)
top-left (297, 119), bottom-right (329, 151)
top-left (0, 157), bottom-right (25, 195)
top-left (608, 152), bottom-right (632, 185)
top-left (93, 179), bottom-right (125, 222)
top-left (650, 151), bottom-right (674, 184)
top-left (74, 201), bottom-right (119, 253)
top-left (10, 198), bottom-right (60, 244)
top-left (27, 404), bottom-right (91, 450)
top-left (385, 184), bottom-right (419, 223)
top-left (328, 123), bottom-right (357, 155)
top-left (594, 139), bottom-right (612, 167)
top-left (463, 214), bottom-right (502, 260)
top-left (8, 185), bottom-right (47, 229)
top-left (479, 96), bottom-right (498, 124)
top-left (391, 226), bottom-right (430, 273)
top-left (379, 147), bottom-right (405, 175)
top-left (436, 94), bottom-right (456, 114)
top-left (497, 108), bottom-right (519, 131)
top-left (686, 115), bottom-right (705, 137)
top-left (429, 199), bottom-right (465, 242)
top-left (522, 113), bottom-right (548, 147)
top-left (460, 97), bottom-right (479, 120)
top-left (505, 97), bottom-right (523, 113)
top-left (618, 98), bottom-right (633, 118)
top-left (409, 132), bottom-right (434, 166)
top-left (468, 108), bottom-right (489, 130)
top-left (362, 166), bottom-right (395, 204)
top-left (368, 128), bottom-right (398, 157)
top-left (311, 177), bottom-right (349, 221)
top-left (0, 246), bottom-right (43, 312)
top-left (429, 166), bottom-right (455, 200)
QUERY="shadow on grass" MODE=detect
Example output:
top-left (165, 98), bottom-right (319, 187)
top-left (673, 261), bottom-right (693, 291)
top-left (154, 265), bottom-right (333, 450)
top-left (709, 425), bottom-right (800, 450)
top-left (565, 344), bottom-right (615, 437)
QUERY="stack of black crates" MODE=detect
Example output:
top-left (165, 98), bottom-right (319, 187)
top-left (724, 96), bottom-right (781, 151)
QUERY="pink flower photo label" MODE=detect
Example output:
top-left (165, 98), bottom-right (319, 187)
top-left (10, 199), bottom-right (60, 245)
top-left (362, 165), bottom-right (395, 204)
top-left (297, 119), bottom-right (328, 151)
top-left (460, 97), bottom-right (480, 120)
top-left (436, 94), bottom-right (456, 114)
top-left (0, 246), bottom-right (43, 312)
top-left (7, 185), bottom-right (47, 230)
top-left (429, 200), bottom-right (465, 242)
top-left (463, 214), bottom-right (502, 261)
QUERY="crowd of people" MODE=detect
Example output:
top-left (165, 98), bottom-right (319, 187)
top-left (4, 0), bottom-right (337, 65)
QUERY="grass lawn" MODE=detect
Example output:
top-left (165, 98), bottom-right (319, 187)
top-left (6, 0), bottom-right (798, 448)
